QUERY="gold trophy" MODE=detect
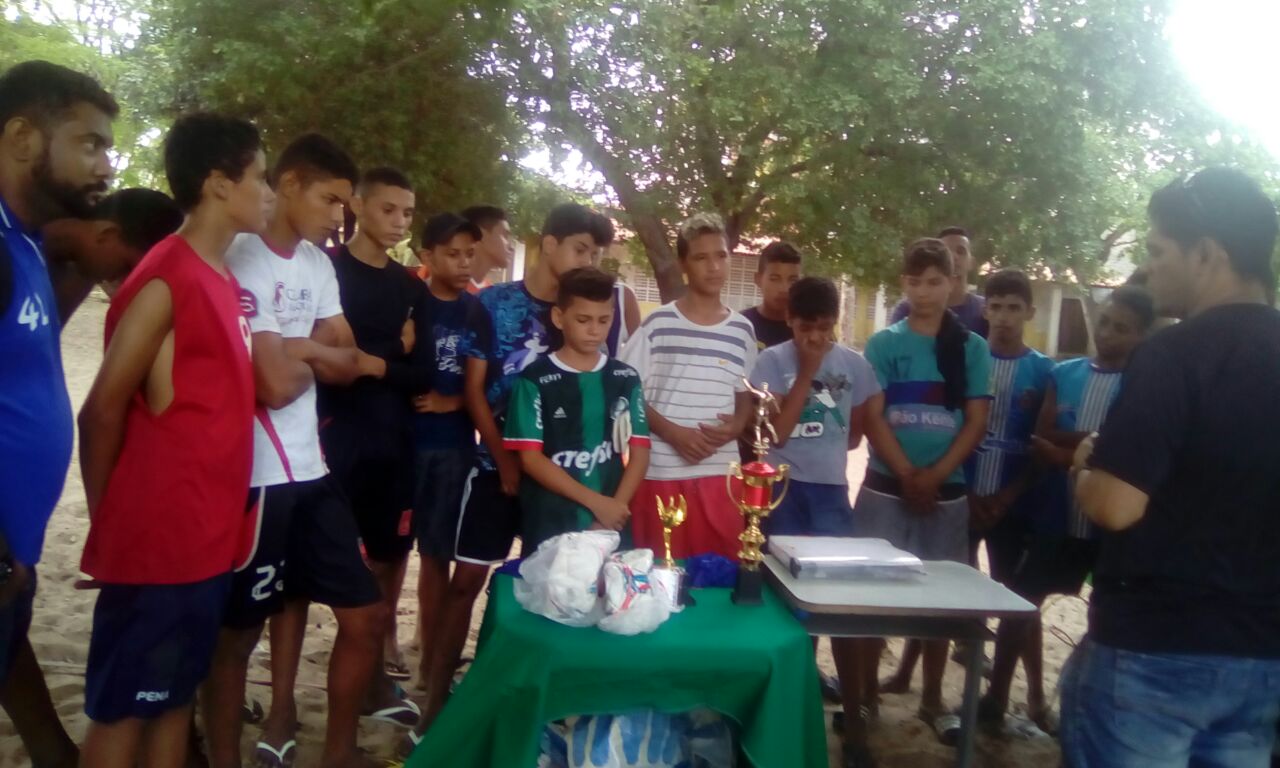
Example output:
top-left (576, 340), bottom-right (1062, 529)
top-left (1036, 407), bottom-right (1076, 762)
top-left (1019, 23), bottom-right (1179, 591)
top-left (727, 379), bottom-right (790, 605)
top-left (651, 495), bottom-right (688, 608)
top-left (655, 494), bottom-right (687, 568)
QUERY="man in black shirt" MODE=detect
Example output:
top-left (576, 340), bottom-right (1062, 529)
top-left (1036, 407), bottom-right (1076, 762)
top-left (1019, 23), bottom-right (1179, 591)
top-left (1066, 167), bottom-right (1280, 767)
top-left (319, 166), bottom-right (431, 722)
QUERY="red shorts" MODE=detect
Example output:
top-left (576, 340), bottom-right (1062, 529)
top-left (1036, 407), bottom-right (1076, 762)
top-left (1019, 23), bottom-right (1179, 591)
top-left (630, 476), bottom-right (745, 561)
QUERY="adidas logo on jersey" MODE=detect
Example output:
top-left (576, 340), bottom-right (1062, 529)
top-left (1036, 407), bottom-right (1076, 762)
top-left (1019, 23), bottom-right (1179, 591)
top-left (553, 407), bottom-right (568, 419)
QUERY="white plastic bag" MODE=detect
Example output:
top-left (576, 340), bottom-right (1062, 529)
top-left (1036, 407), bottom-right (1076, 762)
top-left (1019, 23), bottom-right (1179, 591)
top-left (516, 531), bottom-right (620, 627)
top-left (598, 549), bottom-right (671, 636)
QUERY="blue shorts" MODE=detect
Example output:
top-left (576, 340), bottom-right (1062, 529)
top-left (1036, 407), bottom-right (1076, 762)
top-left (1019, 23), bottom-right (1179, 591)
top-left (765, 480), bottom-right (855, 537)
top-left (0, 567), bottom-right (36, 688)
top-left (85, 573), bottom-right (231, 723)
top-left (414, 448), bottom-right (473, 560)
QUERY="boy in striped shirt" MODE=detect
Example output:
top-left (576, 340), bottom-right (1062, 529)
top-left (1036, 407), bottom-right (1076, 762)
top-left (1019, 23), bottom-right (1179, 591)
top-left (959, 270), bottom-right (1054, 732)
top-left (999, 285), bottom-right (1153, 732)
top-left (620, 213), bottom-right (756, 560)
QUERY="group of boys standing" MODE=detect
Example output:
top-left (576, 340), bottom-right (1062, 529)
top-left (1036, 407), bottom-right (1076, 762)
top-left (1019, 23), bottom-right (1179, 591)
top-left (5, 58), bottom-right (1280, 768)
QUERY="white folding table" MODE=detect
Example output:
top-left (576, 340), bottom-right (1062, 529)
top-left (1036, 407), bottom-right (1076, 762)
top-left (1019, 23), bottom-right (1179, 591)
top-left (763, 555), bottom-right (1038, 768)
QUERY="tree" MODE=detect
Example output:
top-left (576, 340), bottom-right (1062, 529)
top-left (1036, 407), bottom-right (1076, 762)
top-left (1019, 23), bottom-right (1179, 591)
top-left (498, 0), bottom-right (1279, 300)
top-left (137, 0), bottom-right (526, 219)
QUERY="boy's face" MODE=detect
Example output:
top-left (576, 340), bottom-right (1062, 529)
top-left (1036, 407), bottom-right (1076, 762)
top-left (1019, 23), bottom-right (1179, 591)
top-left (552, 295), bottom-right (614, 355)
top-left (1143, 225), bottom-right (1195, 319)
top-left (755, 262), bottom-right (800, 316)
top-left (681, 232), bottom-right (729, 296)
top-left (541, 232), bottom-right (595, 278)
top-left (942, 233), bottom-right (973, 282)
top-left (480, 219), bottom-right (514, 271)
top-left (353, 182), bottom-right (414, 251)
top-left (426, 232), bottom-right (475, 293)
top-left (77, 222), bottom-right (146, 281)
top-left (279, 171), bottom-right (351, 245)
top-left (984, 293), bottom-right (1034, 345)
top-left (1094, 299), bottom-right (1146, 363)
top-left (789, 314), bottom-right (837, 354)
top-left (226, 150), bottom-right (274, 234)
top-left (901, 265), bottom-right (951, 317)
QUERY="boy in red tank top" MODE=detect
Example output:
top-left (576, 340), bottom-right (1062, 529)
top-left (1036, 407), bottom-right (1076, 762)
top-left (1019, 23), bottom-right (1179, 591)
top-left (77, 113), bottom-right (271, 768)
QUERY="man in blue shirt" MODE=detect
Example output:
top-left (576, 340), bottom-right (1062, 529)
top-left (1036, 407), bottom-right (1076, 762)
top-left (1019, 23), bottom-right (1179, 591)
top-left (0, 60), bottom-right (117, 768)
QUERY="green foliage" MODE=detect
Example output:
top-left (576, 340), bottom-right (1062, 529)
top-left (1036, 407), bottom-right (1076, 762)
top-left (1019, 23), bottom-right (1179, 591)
top-left (498, 0), bottom-right (1280, 295)
top-left (132, 0), bottom-right (525, 224)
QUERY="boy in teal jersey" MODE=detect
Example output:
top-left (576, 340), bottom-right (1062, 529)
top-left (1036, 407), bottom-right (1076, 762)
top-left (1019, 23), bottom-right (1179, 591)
top-left (851, 238), bottom-right (991, 755)
top-left (503, 267), bottom-right (651, 546)
top-left (961, 270), bottom-right (1056, 733)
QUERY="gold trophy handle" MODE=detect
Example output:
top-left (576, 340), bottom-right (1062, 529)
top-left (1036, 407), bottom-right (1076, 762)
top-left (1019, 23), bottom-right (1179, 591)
top-left (766, 464), bottom-right (792, 512)
top-left (725, 461), bottom-right (744, 509)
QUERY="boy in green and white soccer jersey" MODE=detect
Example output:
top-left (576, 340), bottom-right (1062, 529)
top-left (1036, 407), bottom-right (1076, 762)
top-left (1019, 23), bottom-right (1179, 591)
top-left (503, 267), bottom-right (652, 547)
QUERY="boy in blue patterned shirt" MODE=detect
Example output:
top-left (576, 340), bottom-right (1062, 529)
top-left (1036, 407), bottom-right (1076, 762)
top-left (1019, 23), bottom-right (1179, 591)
top-left (963, 270), bottom-right (1055, 731)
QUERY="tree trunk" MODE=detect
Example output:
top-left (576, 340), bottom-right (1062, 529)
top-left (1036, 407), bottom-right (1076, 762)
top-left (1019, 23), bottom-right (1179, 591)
top-left (631, 211), bottom-right (685, 302)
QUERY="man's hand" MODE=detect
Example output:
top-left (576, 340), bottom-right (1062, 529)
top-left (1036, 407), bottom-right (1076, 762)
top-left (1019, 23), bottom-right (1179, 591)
top-left (0, 560), bottom-right (30, 608)
top-left (413, 392), bottom-right (464, 414)
top-left (668, 424), bottom-right (716, 464)
top-left (698, 412), bottom-right (740, 448)
top-left (495, 450), bottom-right (522, 496)
top-left (589, 494), bottom-right (631, 532)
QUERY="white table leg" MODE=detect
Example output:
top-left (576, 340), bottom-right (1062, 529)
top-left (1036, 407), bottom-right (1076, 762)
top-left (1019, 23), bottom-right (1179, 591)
top-left (956, 631), bottom-right (983, 768)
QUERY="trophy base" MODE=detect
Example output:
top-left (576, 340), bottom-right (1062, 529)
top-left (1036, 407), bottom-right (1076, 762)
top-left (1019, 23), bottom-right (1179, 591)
top-left (731, 566), bottom-right (764, 606)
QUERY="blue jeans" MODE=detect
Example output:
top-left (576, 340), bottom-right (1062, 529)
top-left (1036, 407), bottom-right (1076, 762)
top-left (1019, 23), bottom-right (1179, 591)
top-left (764, 480), bottom-right (854, 537)
top-left (1061, 636), bottom-right (1280, 768)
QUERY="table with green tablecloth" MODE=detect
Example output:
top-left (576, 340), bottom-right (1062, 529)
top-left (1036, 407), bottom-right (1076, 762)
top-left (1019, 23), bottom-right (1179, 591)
top-left (406, 573), bottom-right (828, 768)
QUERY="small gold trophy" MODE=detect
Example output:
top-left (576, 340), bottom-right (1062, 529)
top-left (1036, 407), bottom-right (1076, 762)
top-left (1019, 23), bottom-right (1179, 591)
top-left (655, 494), bottom-right (687, 568)
top-left (727, 379), bottom-right (790, 605)
top-left (652, 495), bottom-right (688, 608)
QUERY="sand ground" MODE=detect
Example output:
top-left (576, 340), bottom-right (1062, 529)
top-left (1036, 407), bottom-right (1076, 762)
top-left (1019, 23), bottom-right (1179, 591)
top-left (0, 297), bottom-right (1080, 766)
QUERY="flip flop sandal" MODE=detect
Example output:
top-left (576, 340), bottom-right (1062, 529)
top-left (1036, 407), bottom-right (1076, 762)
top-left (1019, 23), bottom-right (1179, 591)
top-left (364, 697), bottom-right (421, 727)
top-left (385, 658), bottom-right (412, 681)
top-left (396, 727), bottom-right (425, 760)
top-left (242, 697), bottom-right (265, 724)
top-left (918, 709), bottom-right (962, 747)
top-left (253, 739), bottom-right (297, 768)
top-left (1027, 707), bottom-right (1060, 737)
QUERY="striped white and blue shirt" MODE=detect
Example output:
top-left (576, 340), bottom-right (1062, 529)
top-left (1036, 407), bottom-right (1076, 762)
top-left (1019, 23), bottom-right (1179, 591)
top-left (619, 302), bottom-right (758, 480)
top-left (1053, 357), bottom-right (1125, 537)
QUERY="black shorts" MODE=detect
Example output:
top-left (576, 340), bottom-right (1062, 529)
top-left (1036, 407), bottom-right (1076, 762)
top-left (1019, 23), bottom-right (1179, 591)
top-left (0, 567), bottom-right (36, 688)
top-left (988, 524), bottom-right (1099, 602)
top-left (224, 477), bottom-right (381, 630)
top-left (85, 573), bottom-right (230, 723)
top-left (454, 469), bottom-right (521, 566)
top-left (326, 443), bottom-right (415, 564)
top-left (414, 448), bottom-right (473, 561)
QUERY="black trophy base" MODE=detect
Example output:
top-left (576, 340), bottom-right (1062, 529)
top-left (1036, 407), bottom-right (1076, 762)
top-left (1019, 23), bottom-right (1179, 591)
top-left (732, 566), bottom-right (764, 606)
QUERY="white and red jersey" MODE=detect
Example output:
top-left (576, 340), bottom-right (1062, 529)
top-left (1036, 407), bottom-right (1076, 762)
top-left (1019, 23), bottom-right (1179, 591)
top-left (226, 233), bottom-right (343, 487)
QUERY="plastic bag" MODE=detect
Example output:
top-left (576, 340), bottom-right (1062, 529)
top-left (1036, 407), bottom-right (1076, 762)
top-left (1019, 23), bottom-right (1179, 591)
top-left (516, 531), bottom-right (620, 627)
top-left (598, 550), bottom-right (671, 636)
top-left (537, 709), bottom-right (736, 768)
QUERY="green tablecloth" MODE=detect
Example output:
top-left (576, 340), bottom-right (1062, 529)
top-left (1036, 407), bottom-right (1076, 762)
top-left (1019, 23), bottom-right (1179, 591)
top-left (407, 574), bottom-right (827, 768)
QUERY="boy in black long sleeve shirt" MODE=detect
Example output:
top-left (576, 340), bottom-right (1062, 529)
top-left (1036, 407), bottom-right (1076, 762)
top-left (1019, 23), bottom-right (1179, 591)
top-left (318, 167), bottom-right (432, 699)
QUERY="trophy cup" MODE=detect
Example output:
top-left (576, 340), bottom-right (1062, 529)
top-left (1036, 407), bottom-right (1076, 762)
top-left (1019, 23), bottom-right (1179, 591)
top-left (655, 495), bottom-right (687, 568)
top-left (651, 495), bottom-right (688, 608)
top-left (728, 380), bottom-right (790, 605)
